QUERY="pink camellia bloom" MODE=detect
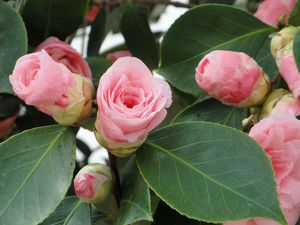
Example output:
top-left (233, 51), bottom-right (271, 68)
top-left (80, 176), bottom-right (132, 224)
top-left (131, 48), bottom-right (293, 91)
top-left (224, 116), bottom-right (300, 225)
top-left (271, 27), bottom-right (300, 100)
top-left (9, 50), bottom-right (94, 126)
top-left (0, 113), bottom-right (18, 137)
top-left (106, 50), bottom-right (132, 62)
top-left (260, 89), bottom-right (300, 119)
top-left (195, 50), bottom-right (270, 108)
top-left (86, 5), bottom-right (100, 23)
top-left (94, 57), bottom-right (172, 157)
top-left (74, 163), bottom-right (114, 204)
top-left (255, 0), bottom-right (296, 27)
top-left (36, 36), bottom-right (92, 78)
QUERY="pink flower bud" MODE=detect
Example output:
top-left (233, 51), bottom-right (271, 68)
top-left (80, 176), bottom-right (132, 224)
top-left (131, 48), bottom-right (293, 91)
top-left (0, 113), bottom-right (18, 137)
top-left (195, 50), bottom-right (270, 108)
top-left (260, 89), bottom-right (300, 119)
top-left (86, 5), bottom-right (101, 23)
top-left (255, 0), bottom-right (296, 27)
top-left (36, 37), bottom-right (92, 78)
top-left (224, 116), bottom-right (300, 225)
top-left (106, 50), bottom-right (132, 62)
top-left (9, 51), bottom-right (94, 126)
top-left (74, 163), bottom-right (114, 204)
top-left (95, 57), bottom-right (172, 157)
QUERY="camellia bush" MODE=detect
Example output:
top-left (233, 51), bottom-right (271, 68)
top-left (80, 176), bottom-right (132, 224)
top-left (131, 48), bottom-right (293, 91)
top-left (2, 0), bottom-right (300, 224)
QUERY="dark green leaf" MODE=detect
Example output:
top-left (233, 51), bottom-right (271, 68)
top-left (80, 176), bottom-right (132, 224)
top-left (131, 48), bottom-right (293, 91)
top-left (0, 95), bottom-right (20, 118)
top-left (86, 57), bottom-right (112, 88)
top-left (22, 0), bottom-right (88, 46)
top-left (0, 1), bottom-right (27, 94)
top-left (293, 31), bottom-right (300, 72)
top-left (40, 196), bottom-right (91, 225)
top-left (157, 4), bottom-right (276, 96)
top-left (136, 122), bottom-right (286, 224)
top-left (289, 0), bottom-right (300, 26)
top-left (190, 0), bottom-right (235, 4)
top-left (0, 125), bottom-right (76, 225)
top-left (121, 4), bottom-right (159, 69)
top-left (115, 158), bottom-right (152, 225)
top-left (87, 8), bottom-right (107, 56)
top-left (172, 98), bottom-right (247, 129)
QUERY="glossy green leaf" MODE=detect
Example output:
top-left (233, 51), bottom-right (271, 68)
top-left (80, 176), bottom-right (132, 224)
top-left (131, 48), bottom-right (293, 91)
top-left (121, 4), bottom-right (159, 69)
top-left (293, 31), bottom-right (300, 72)
top-left (172, 98), bottom-right (247, 129)
top-left (87, 8), bottom-right (107, 57)
top-left (40, 196), bottom-right (91, 225)
top-left (115, 158), bottom-right (152, 225)
top-left (86, 57), bottom-right (112, 88)
top-left (136, 122), bottom-right (286, 225)
top-left (0, 125), bottom-right (76, 225)
top-left (22, 0), bottom-right (88, 46)
top-left (0, 1), bottom-right (27, 94)
top-left (157, 5), bottom-right (275, 96)
top-left (289, 0), bottom-right (300, 26)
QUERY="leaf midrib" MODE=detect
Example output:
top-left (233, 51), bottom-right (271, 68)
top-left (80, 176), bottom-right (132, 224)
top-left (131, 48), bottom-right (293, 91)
top-left (158, 27), bottom-right (275, 71)
top-left (0, 127), bottom-right (68, 217)
top-left (145, 141), bottom-right (282, 223)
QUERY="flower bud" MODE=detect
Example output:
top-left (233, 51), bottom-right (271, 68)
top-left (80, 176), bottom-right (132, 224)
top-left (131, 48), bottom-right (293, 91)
top-left (0, 114), bottom-right (18, 137)
top-left (74, 163), bottom-right (114, 204)
top-left (260, 89), bottom-right (300, 119)
top-left (195, 50), bottom-right (270, 108)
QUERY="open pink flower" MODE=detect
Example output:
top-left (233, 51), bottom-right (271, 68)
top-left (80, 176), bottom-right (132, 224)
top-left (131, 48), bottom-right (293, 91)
top-left (9, 50), bottom-right (93, 125)
top-left (195, 50), bottom-right (269, 107)
top-left (36, 36), bottom-right (92, 78)
top-left (224, 116), bottom-right (300, 225)
top-left (255, 0), bottom-right (296, 27)
top-left (95, 57), bottom-right (172, 157)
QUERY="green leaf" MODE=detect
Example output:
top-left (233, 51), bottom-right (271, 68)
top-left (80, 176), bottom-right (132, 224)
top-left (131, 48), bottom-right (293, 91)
top-left (0, 125), bottom-right (76, 225)
top-left (87, 7), bottom-right (107, 57)
top-left (22, 0), bottom-right (88, 46)
top-left (115, 158), bottom-right (152, 225)
top-left (0, 1), bottom-right (27, 94)
top-left (157, 4), bottom-right (276, 96)
top-left (121, 4), bottom-right (159, 69)
top-left (289, 0), bottom-right (300, 26)
top-left (40, 196), bottom-right (91, 225)
top-left (136, 122), bottom-right (286, 225)
top-left (293, 31), bottom-right (300, 72)
top-left (86, 57), bottom-right (112, 88)
top-left (172, 98), bottom-right (247, 129)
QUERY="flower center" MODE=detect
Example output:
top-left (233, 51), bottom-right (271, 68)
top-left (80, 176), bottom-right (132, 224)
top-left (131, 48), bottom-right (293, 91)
top-left (122, 94), bottom-right (139, 108)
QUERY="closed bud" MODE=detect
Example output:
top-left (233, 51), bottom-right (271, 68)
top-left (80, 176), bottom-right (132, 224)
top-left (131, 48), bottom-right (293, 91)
top-left (260, 89), bottom-right (300, 119)
top-left (195, 50), bottom-right (270, 108)
top-left (74, 163), bottom-right (114, 204)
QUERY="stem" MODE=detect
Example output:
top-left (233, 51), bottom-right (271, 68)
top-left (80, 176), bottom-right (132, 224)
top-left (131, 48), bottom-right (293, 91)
top-left (101, 0), bottom-right (193, 8)
top-left (108, 153), bottom-right (122, 208)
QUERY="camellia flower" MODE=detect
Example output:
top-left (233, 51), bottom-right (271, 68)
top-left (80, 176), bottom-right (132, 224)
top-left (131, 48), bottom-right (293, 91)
top-left (74, 163), bottom-right (114, 204)
top-left (9, 50), bottom-right (94, 126)
top-left (271, 26), bottom-right (300, 100)
top-left (255, 0), bottom-right (296, 27)
top-left (0, 113), bottom-right (18, 137)
top-left (106, 50), bottom-right (132, 62)
top-left (224, 116), bottom-right (300, 225)
top-left (195, 50), bottom-right (270, 107)
top-left (260, 89), bottom-right (300, 119)
top-left (94, 57), bottom-right (172, 157)
top-left (36, 36), bottom-right (92, 78)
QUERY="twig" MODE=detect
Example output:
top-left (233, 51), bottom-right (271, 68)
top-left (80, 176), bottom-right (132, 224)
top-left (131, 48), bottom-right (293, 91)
top-left (108, 153), bottom-right (122, 208)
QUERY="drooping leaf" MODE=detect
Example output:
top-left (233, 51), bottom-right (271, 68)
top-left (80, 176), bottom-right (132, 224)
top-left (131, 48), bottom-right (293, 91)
top-left (86, 56), bottom-right (112, 88)
top-left (121, 4), bottom-right (159, 69)
top-left (136, 122), bottom-right (286, 225)
top-left (40, 196), bottom-right (91, 225)
top-left (0, 1), bottom-right (27, 94)
top-left (289, 0), bottom-right (300, 26)
top-left (172, 98), bottom-right (247, 129)
top-left (87, 7), bottom-right (107, 56)
top-left (0, 125), bottom-right (76, 225)
top-left (115, 158), bottom-right (152, 225)
top-left (293, 31), bottom-right (300, 72)
top-left (22, 0), bottom-right (88, 46)
top-left (157, 4), bottom-right (276, 96)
